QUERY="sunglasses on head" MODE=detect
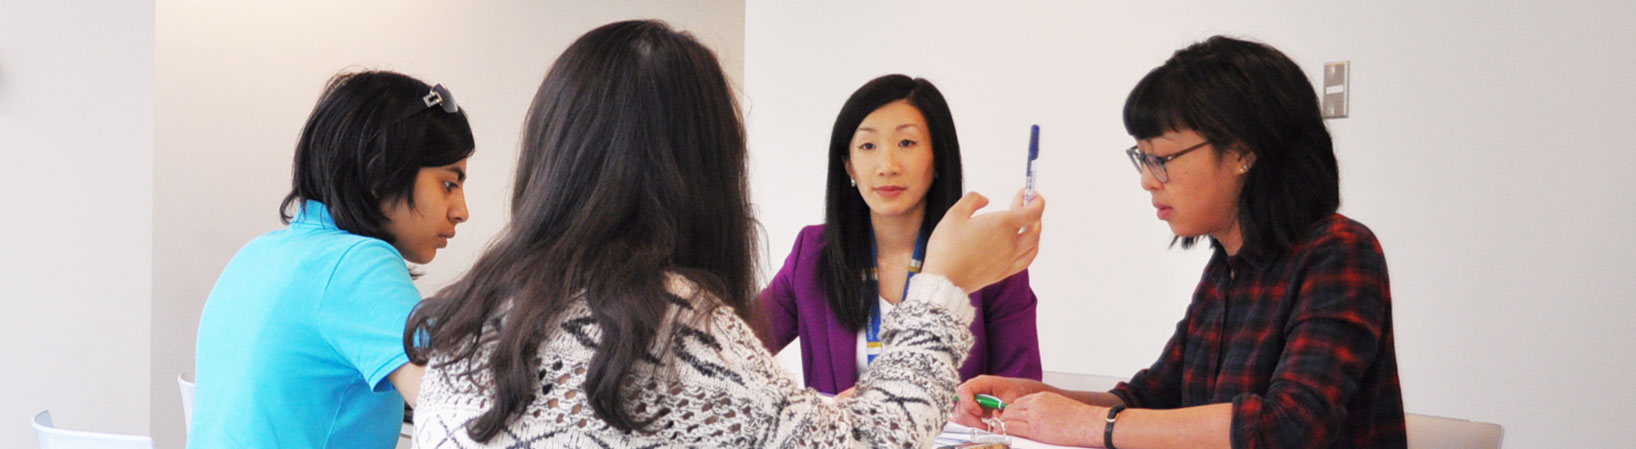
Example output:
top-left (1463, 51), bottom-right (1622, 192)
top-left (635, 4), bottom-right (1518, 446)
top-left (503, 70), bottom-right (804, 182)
top-left (397, 83), bottom-right (458, 120)
top-left (368, 83), bottom-right (461, 144)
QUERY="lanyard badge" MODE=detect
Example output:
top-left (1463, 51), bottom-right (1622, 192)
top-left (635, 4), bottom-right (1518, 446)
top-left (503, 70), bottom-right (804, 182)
top-left (865, 233), bottom-right (927, 365)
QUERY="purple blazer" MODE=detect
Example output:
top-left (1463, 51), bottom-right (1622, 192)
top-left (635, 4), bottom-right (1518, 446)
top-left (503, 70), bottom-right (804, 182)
top-left (758, 224), bottom-right (1043, 394)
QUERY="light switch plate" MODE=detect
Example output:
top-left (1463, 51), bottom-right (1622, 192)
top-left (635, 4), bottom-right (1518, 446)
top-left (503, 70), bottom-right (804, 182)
top-left (1322, 61), bottom-right (1349, 119)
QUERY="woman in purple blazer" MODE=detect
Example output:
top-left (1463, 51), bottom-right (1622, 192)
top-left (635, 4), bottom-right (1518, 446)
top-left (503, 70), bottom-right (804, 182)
top-left (758, 75), bottom-right (1042, 396)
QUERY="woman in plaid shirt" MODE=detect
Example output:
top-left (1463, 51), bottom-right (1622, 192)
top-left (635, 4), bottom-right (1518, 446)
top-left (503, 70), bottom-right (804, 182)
top-left (952, 36), bottom-right (1407, 449)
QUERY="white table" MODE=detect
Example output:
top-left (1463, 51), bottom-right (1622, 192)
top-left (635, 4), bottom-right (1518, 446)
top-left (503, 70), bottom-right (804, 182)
top-left (936, 421), bottom-right (1080, 449)
top-left (399, 420), bottom-right (1079, 448)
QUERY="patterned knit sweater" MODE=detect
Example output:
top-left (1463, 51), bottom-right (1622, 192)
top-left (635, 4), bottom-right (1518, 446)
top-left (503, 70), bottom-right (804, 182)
top-left (414, 273), bottom-right (975, 449)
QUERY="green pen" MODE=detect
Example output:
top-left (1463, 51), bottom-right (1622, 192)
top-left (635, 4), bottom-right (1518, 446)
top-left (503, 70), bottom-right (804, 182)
top-left (973, 394), bottom-right (1008, 410)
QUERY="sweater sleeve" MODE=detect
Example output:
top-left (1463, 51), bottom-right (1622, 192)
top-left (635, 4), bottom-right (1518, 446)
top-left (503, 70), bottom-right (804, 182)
top-left (713, 274), bottom-right (975, 448)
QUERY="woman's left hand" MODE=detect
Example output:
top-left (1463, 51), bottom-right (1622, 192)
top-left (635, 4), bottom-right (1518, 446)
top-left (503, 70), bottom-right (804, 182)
top-left (921, 190), bottom-right (1045, 293)
top-left (995, 391), bottom-right (1104, 447)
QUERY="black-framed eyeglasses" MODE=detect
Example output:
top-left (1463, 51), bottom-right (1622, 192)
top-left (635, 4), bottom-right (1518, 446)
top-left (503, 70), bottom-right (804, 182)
top-left (1125, 140), bottom-right (1210, 183)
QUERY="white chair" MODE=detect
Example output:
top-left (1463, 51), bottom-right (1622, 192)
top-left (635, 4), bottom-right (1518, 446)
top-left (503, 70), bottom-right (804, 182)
top-left (1041, 370), bottom-right (1127, 392)
top-left (1407, 413), bottom-right (1504, 449)
top-left (32, 410), bottom-right (156, 449)
top-left (178, 373), bottom-right (196, 434)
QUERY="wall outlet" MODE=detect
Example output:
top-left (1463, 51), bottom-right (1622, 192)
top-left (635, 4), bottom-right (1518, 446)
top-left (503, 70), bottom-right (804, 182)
top-left (1323, 61), bottom-right (1349, 119)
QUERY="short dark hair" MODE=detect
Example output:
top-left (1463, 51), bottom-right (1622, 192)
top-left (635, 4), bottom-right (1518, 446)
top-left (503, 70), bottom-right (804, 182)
top-left (280, 70), bottom-right (475, 244)
top-left (1123, 36), bottom-right (1338, 255)
top-left (404, 20), bottom-right (756, 440)
top-left (820, 74), bottom-right (964, 332)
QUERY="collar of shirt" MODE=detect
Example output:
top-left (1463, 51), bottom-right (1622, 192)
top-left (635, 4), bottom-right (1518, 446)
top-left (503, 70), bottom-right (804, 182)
top-left (1208, 244), bottom-right (1277, 284)
top-left (291, 200), bottom-right (340, 230)
top-left (1211, 213), bottom-right (1348, 279)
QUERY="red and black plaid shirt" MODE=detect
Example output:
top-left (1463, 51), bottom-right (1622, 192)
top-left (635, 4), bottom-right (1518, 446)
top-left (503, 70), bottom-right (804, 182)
top-left (1110, 214), bottom-right (1406, 449)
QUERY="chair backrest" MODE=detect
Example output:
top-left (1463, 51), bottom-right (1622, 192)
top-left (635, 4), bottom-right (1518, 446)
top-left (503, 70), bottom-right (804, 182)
top-left (32, 411), bottom-right (156, 449)
top-left (1406, 413), bottom-right (1504, 449)
top-left (178, 373), bottom-right (196, 434)
top-left (1041, 370), bottom-right (1127, 392)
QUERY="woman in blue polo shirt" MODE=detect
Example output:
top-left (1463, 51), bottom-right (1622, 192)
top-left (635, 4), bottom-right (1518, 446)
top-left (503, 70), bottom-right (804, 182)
top-left (190, 70), bottom-right (474, 448)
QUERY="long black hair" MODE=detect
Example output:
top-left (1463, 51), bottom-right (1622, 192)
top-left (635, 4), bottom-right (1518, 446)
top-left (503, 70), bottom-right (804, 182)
top-left (1123, 36), bottom-right (1339, 255)
top-left (280, 70), bottom-right (474, 243)
top-left (819, 75), bottom-right (964, 332)
top-left (403, 20), bottom-right (756, 441)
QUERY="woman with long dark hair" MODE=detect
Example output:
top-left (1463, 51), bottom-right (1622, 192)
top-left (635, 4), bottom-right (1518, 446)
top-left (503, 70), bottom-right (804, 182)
top-left (406, 20), bottom-right (1044, 448)
top-left (952, 36), bottom-right (1405, 449)
top-left (758, 74), bottom-right (1042, 397)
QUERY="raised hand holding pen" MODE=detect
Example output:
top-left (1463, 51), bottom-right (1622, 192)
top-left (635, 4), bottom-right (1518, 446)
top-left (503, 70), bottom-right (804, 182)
top-left (919, 190), bottom-right (1045, 293)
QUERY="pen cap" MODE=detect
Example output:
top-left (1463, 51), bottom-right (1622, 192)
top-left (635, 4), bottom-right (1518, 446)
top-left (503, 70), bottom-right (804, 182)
top-left (1028, 125), bottom-right (1039, 160)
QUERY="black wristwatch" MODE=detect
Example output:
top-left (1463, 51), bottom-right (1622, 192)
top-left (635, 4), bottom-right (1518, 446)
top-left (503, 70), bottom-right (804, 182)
top-left (1104, 404), bottom-right (1128, 449)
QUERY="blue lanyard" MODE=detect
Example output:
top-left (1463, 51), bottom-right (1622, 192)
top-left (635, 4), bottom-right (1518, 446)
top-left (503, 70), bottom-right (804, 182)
top-left (865, 233), bottom-right (927, 365)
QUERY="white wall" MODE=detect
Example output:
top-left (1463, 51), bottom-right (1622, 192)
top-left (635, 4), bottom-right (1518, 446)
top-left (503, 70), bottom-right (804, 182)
top-left (0, 0), bottom-right (155, 444)
top-left (744, 1), bottom-right (1636, 448)
top-left (153, 1), bottom-right (743, 448)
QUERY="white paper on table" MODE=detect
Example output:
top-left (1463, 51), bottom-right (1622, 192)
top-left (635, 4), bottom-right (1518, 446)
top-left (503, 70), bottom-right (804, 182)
top-left (933, 421), bottom-right (977, 446)
top-left (934, 421), bottom-right (1083, 449)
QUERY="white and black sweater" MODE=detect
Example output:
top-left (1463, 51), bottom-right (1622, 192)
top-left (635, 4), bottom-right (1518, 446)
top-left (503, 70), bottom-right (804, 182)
top-left (414, 273), bottom-right (975, 449)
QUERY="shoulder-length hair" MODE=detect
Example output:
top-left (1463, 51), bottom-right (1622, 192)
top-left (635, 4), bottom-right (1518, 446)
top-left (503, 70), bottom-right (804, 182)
top-left (1123, 36), bottom-right (1339, 254)
top-left (820, 74), bottom-right (964, 332)
top-left (280, 70), bottom-right (474, 242)
top-left (404, 20), bottom-right (756, 440)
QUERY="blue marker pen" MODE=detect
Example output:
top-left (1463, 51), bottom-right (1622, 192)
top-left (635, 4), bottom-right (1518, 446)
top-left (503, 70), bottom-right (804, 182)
top-left (1025, 125), bottom-right (1040, 204)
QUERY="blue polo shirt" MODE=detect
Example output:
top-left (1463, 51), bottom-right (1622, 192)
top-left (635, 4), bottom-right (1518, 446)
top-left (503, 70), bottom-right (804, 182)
top-left (190, 201), bottom-right (418, 449)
